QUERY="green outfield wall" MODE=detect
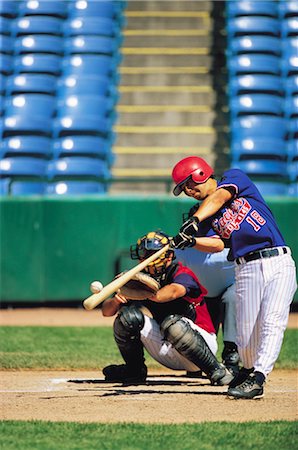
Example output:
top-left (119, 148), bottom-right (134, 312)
top-left (0, 196), bottom-right (297, 303)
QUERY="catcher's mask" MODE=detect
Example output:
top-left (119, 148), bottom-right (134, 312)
top-left (130, 231), bottom-right (174, 277)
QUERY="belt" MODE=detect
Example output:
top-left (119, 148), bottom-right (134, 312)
top-left (235, 246), bottom-right (288, 265)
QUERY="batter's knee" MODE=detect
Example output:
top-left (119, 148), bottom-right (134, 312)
top-left (114, 304), bottom-right (145, 340)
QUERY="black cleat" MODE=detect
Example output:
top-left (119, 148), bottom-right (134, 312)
top-left (103, 364), bottom-right (147, 384)
top-left (227, 373), bottom-right (264, 399)
top-left (229, 367), bottom-right (254, 388)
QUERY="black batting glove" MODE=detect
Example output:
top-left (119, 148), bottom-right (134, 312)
top-left (179, 216), bottom-right (200, 236)
top-left (172, 232), bottom-right (196, 250)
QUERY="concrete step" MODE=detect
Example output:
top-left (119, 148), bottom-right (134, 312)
top-left (124, 16), bottom-right (211, 30)
top-left (122, 34), bottom-right (213, 47)
top-left (118, 90), bottom-right (215, 106)
top-left (114, 129), bottom-right (216, 148)
top-left (113, 152), bottom-right (215, 169)
top-left (117, 110), bottom-right (215, 126)
top-left (121, 54), bottom-right (212, 68)
top-left (119, 72), bottom-right (212, 85)
top-left (126, 1), bottom-right (212, 13)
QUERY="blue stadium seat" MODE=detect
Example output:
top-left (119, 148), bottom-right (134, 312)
top-left (19, 1), bottom-right (68, 18)
top-left (0, 178), bottom-right (10, 195)
top-left (288, 182), bottom-right (298, 196)
top-left (287, 139), bottom-right (298, 160)
top-left (12, 16), bottom-right (63, 36)
top-left (232, 159), bottom-right (288, 178)
top-left (231, 115), bottom-right (286, 139)
top-left (228, 54), bottom-right (280, 75)
top-left (1, 136), bottom-right (52, 158)
top-left (227, 1), bottom-right (278, 18)
top-left (0, 1), bottom-right (18, 18)
top-left (231, 137), bottom-right (286, 161)
top-left (5, 94), bottom-right (56, 119)
top-left (14, 54), bottom-right (62, 75)
top-left (6, 73), bottom-right (57, 95)
top-left (284, 75), bottom-right (298, 95)
top-left (3, 93), bottom-right (55, 137)
top-left (287, 118), bottom-right (298, 140)
top-left (53, 136), bottom-right (110, 159)
top-left (227, 17), bottom-right (280, 37)
top-left (284, 95), bottom-right (298, 117)
top-left (62, 55), bottom-right (118, 79)
top-left (279, 1), bottom-right (298, 18)
top-left (281, 49), bottom-right (298, 76)
top-left (0, 73), bottom-right (6, 94)
top-left (57, 74), bottom-right (114, 98)
top-left (67, 1), bottom-right (120, 20)
top-left (53, 114), bottom-right (110, 138)
top-left (0, 35), bottom-right (13, 54)
top-left (253, 180), bottom-right (288, 196)
top-left (64, 16), bottom-right (121, 40)
top-left (0, 16), bottom-right (11, 34)
top-left (15, 35), bottom-right (64, 55)
top-left (229, 74), bottom-right (283, 96)
top-left (64, 36), bottom-right (119, 58)
top-left (10, 180), bottom-right (46, 195)
top-left (288, 160), bottom-right (298, 181)
top-left (0, 95), bottom-right (3, 115)
top-left (229, 36), bottom-right (281, 56)
top-left (230, 94), bottom-right (283, 117)
top-left (281, 36), bottom-right (298, 52)
top-left (47, 156), bottom-right (110, 180)
top-left (46, 180), bottom-right (106, 195)
top-left (281, 18), bottom-right (298, 37)
top-left (0, 157), bottom-right (47, 177)
top-left (0, 54), bottom-right (12, 74)
top-left (56, 94), bottom-right (113, 119)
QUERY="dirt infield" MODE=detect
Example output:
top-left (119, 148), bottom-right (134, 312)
top-left (1, 308), bottom-right (297, 423)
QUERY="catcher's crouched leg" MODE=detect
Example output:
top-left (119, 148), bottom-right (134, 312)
top-left (103, 304), bottom-right (147, 383)
top-left (160, 315), bottom-right (233, 386)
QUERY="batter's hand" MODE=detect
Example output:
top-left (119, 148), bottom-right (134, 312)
top-left (179, 216), bottom-right (200, 236)
top-left (172, 232), bottom-right (196, 249)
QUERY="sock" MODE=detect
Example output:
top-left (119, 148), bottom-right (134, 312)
top-left (254, 371), bottom-right (265, 385)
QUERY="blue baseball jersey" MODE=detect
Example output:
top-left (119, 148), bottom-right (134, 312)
top-left (199, 169), bottom-right (286, 260)
top-left (176, 248), bottom-right (235, 297)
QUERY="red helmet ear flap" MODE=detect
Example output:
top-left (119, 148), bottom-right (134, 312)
top-left (191, 167), bottom-right (212, 183)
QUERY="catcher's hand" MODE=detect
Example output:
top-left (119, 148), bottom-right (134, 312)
top-left (117, 271), bottom-right (160, 300)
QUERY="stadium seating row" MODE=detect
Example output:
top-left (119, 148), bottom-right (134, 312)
top-left (226, 1), bottom-right (298, 197)
top-left (0, 0), bottom-right (126, 196)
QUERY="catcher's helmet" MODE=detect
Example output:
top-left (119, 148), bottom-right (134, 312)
top-left (172, 156), bottom-right (214, 196)
top-left (130, 231), bottom-right (174, 276)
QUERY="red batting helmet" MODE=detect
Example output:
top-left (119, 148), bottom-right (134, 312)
top-left (172, 156), bottom-right (214, 196)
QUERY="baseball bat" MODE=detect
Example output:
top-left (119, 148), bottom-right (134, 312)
top-left (83, 244), bottom-right (170, 310)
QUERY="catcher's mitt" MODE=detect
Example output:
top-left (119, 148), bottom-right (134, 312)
top-left (118, 271), bottom-right (160, 300)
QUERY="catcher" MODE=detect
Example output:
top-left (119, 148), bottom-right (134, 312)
top-left (98, 230), bottom-right (234, 385)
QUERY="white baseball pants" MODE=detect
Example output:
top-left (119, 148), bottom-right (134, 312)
top-left (235, 250), bottom-right (297, 377)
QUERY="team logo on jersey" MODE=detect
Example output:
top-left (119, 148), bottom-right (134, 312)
top-left (212, 197), bottom-right (265, 238)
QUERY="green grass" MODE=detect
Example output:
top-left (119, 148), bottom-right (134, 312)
top-left (0, 326), bottom-right (297, 370)
top-left (0, 421), bottom-right (297, 450)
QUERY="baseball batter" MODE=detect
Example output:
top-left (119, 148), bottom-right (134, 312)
top-left (171, 156), bottom-right (297, 399)
top-left (100, 231), bottom-right (233, 386)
